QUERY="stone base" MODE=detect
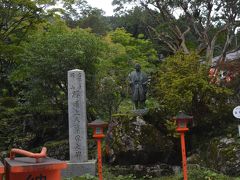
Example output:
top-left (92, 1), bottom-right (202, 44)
top-left (131, 108), bottom-right (149, 116)
top-left (61, 160), bottom-right (96, 178)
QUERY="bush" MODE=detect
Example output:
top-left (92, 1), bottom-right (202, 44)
top-left (152, 52), bottom-right (232, 132)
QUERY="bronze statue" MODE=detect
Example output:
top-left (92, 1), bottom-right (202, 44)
top-left (128, 64), bottom-right (148, 109)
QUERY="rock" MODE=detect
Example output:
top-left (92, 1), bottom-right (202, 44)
top-left (106, 114), bottom-right (174, 164)
top-left (187, 153), bottom-right (201, 164)
top-left (172, 166), bottom-right (181, 175)
top-left (131, 109), bottom-right (149, 116)
top-left (198, 136), bottom-right (240, 176)
top-left (219, 137), bottom-right (235, 145)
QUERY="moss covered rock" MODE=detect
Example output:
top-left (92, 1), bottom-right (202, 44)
top-left (106, 114), bottom-right (174, 164)
top-left (197, 136), bottom-right (240, 176)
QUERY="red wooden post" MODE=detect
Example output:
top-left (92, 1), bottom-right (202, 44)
top-left (180, 132), bottom-right (188, 180)
top-left (97, 139), bottom-right (103, 180)
top-left (174, 111), bottom-right (193, 180)
top-left (88, 118), bottom-right (108, 180)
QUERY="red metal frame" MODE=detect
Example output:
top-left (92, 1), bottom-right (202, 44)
top-left (10, 147), bottom-right (47, 163)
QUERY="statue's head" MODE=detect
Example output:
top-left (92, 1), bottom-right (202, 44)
top-left (135, 64), bottom-right (141, 72)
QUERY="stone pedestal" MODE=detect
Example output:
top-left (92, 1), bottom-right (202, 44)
top-left (61, 160), bottom-right (96, 177)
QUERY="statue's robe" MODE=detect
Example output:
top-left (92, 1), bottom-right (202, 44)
top-left (128, 71), bottom-right (148, 102)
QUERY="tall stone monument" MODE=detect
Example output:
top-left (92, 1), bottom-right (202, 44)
top-left (68, 69), bottom-right (88, 162)
top-left (62, 69), bottom-right (96, 178)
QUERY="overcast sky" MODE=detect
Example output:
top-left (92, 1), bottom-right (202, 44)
top-left (87, 0), bottom-right (115, 16)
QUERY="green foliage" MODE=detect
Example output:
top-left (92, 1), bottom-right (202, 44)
top-left (64, 165), bottom-right (240, 180)
top-left (153, 52), bottom-right (232, 126)
top-left (43, 140), bottom-right (69, 160)
top-left (0, 1), bottom-right (239, 178)
top-left (61, 0), bottom-right (94, 22)
top-left (99, 28), bottom-right (157, 84)
top-left (2, 20), bottom-right (106, 149)
top-left (186, 165), bottom-right (239, 180)
top-left (95, 28), bottom-right (157, 119)
top-left (109, 7), bottom-right (154, 38)
top-left (78, 9), bottom-right (111, 35)
top-left (0, 0), bottom-right (45, 43)
top-left (107, 28), bottom-right (157, 72)
top-left (11, 20), bottom-right (104, 112)
top-left (95, 76), bottom-right (122, 120)
top-left (64, 173), bottom-right (136, 180)
top-left (113, 0), bottom-right (240, 67)
top-left (164, 119), bottom-right (179, 138)
top-left (0, 0), bottom-right (46, 96)
top-left (0, 96), bottom-right (35, 150)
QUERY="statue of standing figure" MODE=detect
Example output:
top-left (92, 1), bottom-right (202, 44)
top-left (128, 64), bottom-right (148, 109)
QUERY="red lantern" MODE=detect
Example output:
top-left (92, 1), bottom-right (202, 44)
top-left (174, 111), bottom-right (193, 133)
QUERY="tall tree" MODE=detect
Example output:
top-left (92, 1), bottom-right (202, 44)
top-left (152, 52), bottom-right (232, 128)
top-left (0, 0), bottom-right (94, 96)
top-left (78, 9), bottom-right (111, 35)
top-left (0, 0), bottom-right (45, 96)
top-left (11, 20), bottom-right (104, 112)
top-left (112, 0), bottom-right (240, 65)
top-left (110, 7), bottom-right (156, 38)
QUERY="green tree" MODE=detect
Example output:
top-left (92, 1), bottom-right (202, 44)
top-left (96, 77), bottom-right (122, 120)
top-left (12, 20), bottom-right (104, 110)
top-left (152, 52), bottom-right (232, 127)
top-left (78, 9), bottom-right (111, 35)
top-left (0, 0), bottom-right (100, 151)
top-left (106, 28), bottom-right (157, 74)
top-left (110, 7), bottom-right (155, 38)
top-left (0, 0), bottom-right (93, 96)
top-left (0, 0), bottom-right (45, 96)
top-left (95, 28), bottom-right (157, 119)
top-left (113, 0), bottom-right (240, 65)
top-left (10, 20), bottom-right (104, 140)
top-left (99, 28), bottom-right (158, 91)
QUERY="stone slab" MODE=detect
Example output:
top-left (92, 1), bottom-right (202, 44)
top-left (61, 160), bottom-right (96, 178)
top-left (131, 108), bottom-right (149, 116)
top-left (68, 69), bottom-right (88, 162)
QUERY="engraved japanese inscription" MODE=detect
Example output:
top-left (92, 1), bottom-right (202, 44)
top-left (68, 69), bottom-right (88, 163)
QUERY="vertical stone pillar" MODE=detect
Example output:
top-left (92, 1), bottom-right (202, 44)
top-left (62, 69), bottom-right (96, 178)
top-left (68, 69), bottom-right (88, 162)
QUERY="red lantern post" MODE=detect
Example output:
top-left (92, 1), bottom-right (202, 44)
top-left (174, 111), bottom-right (193, 180)
top-left (88, 118), bottom-right (108, 180)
